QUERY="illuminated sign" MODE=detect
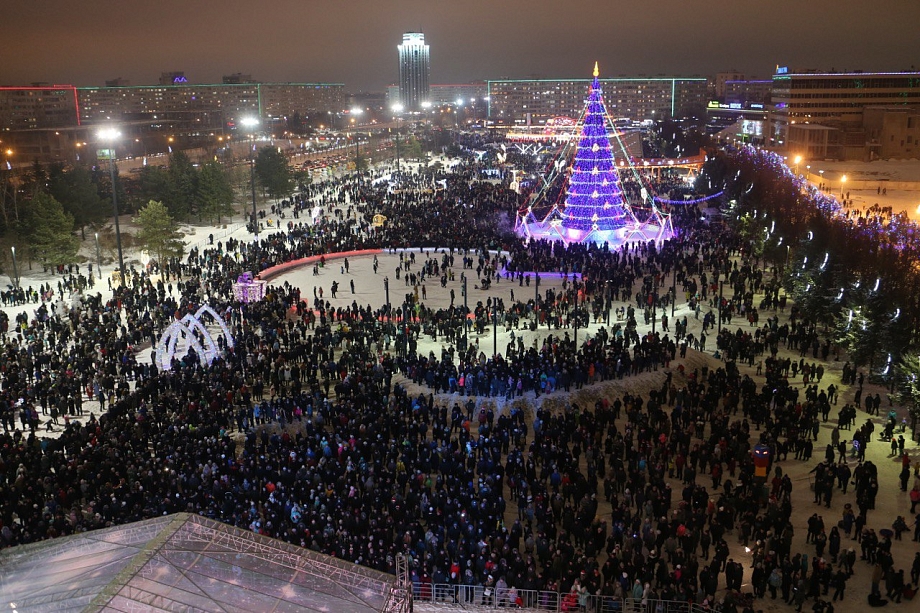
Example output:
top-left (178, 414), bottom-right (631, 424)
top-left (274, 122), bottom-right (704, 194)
top-left (775, 66), bottom-right (788, 75)
top-left (172, 76), bottom-right (188, 84)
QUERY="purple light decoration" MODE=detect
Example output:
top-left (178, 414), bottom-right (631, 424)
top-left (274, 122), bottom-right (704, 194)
top-left (655, 191), bottom-right (724, 205)
top-left (561, 63), bottom-right (630, 234)
top-left (233, 272), bottom-right (266, 303)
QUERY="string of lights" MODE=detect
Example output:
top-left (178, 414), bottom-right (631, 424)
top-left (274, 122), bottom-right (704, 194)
top-left (561, 63), bottom-right (631, 233)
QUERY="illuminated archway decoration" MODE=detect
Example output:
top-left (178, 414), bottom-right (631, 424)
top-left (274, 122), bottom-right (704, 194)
top-left (154, 305), bottom-right (234, 371)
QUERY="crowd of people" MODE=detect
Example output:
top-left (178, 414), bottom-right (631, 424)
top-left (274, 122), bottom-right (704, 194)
top-left (0, 153), bottom-right (917, 613)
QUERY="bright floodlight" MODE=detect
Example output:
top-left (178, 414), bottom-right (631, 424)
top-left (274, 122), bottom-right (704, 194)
top-left (456, 98), bottom-right (464, 106)
top-left (794, 155), bottom-right (802, 164)
top-left (420, 101), bottom-right (432, 109)
top-left (98, 128), bottom-right (121, 141)
top-left (392, 103), bottom-right (404, 113)
top-left (351, 107), bottom-right (363, 116)
top-left (240, 117), bottom-right (259, 127)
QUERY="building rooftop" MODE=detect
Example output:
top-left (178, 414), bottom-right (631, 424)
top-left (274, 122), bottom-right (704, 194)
top-left (0, 513), bottom-right (396, 612)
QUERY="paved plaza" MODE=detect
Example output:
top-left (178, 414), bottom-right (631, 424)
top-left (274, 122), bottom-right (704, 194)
top-left (1, 158), bottom-right (917, 612)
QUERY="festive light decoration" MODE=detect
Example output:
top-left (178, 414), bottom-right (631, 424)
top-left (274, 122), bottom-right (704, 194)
top-left (515, 63), bottom-right (674, 247)
top-left (560, 62), bottom-right (630, 234)
top-left (654, 191), bottom-right (723, 205)
top-left (154, 305), bottom-right (234, 371)
top-left (232, 272), bottom-right (266, 303)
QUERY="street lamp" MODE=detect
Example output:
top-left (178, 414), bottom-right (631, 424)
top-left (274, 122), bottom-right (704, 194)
top-left (351, 108), bottom-right (363, 183)
top-left (240, 117), bottom-right (259, 266)
top-left (94, 232), bottom-right (102, 277)
top-left (97, 127), bottom-right (125, 282)
top-left (841, 174), bottom-right (847, 199)
top-left (10, 246), bottom-right (19, 290)
top-left (492, 298), bottom-right (498, 358)
top-left (793, 155), bottom-right (802, 176)
top-left (392, 103), bottom-right (403, 172)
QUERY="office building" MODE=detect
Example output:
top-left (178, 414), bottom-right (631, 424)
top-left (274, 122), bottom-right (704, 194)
top-left (723, 79), bottom-right (772, 105)
top-left (486, 76), bottom-right (707, 125)
top-left (0, 80), bottom-right (345, 163)
top-left (397, 32), bottom-right (430, 110)
top-left (713, 71), bottom-right (745, 99)
top-left (76, 82), bottom-right (344, 128)
top-left (428, 82), bottom-right (487, 106)
top-left (768, 68), bottom-right (920, 149)
top-left (863, 106), bottom-right (920, 159)
top-left (0, 85), bottom-right (80, 130)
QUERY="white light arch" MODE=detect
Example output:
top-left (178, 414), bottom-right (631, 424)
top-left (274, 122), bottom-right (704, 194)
top-left (154, 305), bottom-right (234, 371)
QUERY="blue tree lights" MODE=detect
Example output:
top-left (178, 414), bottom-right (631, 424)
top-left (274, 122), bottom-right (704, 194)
top-left (561, 62), bottom-right (630, 235)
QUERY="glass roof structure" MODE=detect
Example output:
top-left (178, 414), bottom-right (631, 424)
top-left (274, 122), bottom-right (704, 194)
top-left (0, 513), bottom-right (397, 612)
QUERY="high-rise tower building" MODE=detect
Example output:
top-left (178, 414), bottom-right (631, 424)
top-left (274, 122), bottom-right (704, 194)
top-left (398, 32), bottom-right (430, 111)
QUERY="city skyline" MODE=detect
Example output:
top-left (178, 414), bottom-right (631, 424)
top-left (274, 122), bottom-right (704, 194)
top-left (0, 0), bottom-right (916, 91)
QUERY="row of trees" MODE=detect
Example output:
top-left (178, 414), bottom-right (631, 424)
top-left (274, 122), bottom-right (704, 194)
top-left (0, 145), bottom-right (299, 275)
top-left (702, 147), bottom-right (920, 434)
top-left (136, 152), bottom-right (235, 224)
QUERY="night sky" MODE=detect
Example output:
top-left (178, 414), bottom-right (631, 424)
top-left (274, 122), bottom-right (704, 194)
top-left (1, 0), bottom-right (916, 90)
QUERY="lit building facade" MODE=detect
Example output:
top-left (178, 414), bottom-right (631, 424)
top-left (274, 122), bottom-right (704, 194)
top-left (0, 82), bottom-right (344, 162)
top-left (768, 68), bottom-right (920, 147)
top-left (723, 80), bottom-right (772, 105)
top-left (0, 85), bottom-right (80, 130)
top-left (397, 33), bottom-right (430, 110)
top-left (486, 77), bottom-right (707, 125)
top-left (428, 83), bottom-right (487, 106)
top-left (77, 82), bottom-right (344, 127)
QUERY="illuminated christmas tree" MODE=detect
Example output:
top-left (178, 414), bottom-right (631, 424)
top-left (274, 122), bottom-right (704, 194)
top-left (561, 62), bottom-right (630, 235)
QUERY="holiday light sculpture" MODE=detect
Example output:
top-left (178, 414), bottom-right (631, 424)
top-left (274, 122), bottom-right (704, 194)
top-left (516, 62), bottom-right (673, 246)
top-left (154, 305), bottom-right (234, 371)
top-left (560, 62), bottom-right (631, 237)
top-left (232, 272), bottom-right (266, 303)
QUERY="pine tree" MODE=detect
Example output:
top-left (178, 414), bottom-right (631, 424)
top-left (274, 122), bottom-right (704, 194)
top-left (196, 161), bottom-right (234, 224)
top-left (254, 147), bottom-right (293, 200)
top-left (29, 191), bottom-right (79, 268)
top-left (135, 200), bottom-right (184, 268)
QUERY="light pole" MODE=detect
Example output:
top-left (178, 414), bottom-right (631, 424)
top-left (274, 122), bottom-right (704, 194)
top-left (384, 276), bottom-right (390, 314)
top-left (492, 298), bottom-right (498, 358)
top-left (793, 155), bottom-right (802, 176)
top-left (455, 98), bottom-right (464, 128)
top-left (351, 107), bottom-right (363, 184)
top-left (98, 128), bottom-right (125, 283)
top-left (10, 246), bottom-right (19, 290)
top-left (717, 279), bottom-right (724, 336)
top-left (240, 117), bottom-right (260, 267)
top-left (94, 232), bottom-right (102, 277)
top-left (462, 275), bottom-right (468, 349)
top-left (671, 265), bottom-right (677, 317)
top-left (392, 104), bottom-right (403, 173)
top-left (573, 285), bottom-right (578, 349)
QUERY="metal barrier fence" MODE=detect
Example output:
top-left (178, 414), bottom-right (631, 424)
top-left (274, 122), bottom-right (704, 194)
top-left (413, 584), bottom-right (704, 613)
